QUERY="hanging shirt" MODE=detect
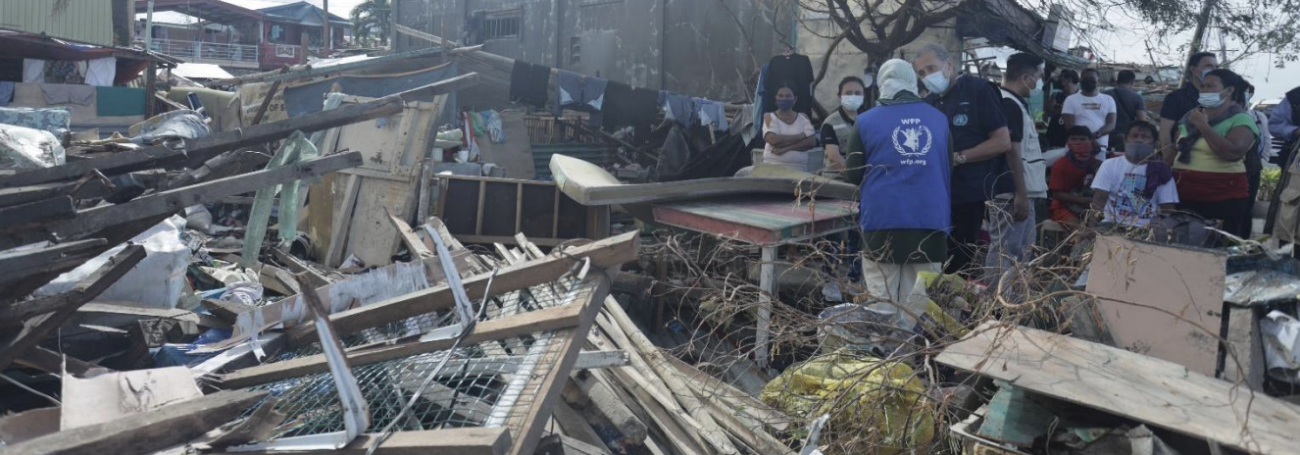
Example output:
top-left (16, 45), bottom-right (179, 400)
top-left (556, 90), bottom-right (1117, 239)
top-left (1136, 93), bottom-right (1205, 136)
top-left (856, 102), bottom-right (952, 232)
top-left (1092, 157), bottom-right (1180, 227)
top-left (696, 98), bottom-right (728, 132)
top-left (509, 60), bottom-right (550, 108)
top-left (761, 112), bottom-right (815, 171)
top-left (1062, 92), bottom-right (1117, 147)
top-left (763, 54), bottom-right (814, 116)
top-left (602, 82), bottom-right (659, 130)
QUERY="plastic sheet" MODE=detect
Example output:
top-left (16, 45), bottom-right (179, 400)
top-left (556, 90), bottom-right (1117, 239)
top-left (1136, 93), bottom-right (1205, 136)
top-left (0, 124), bottom-right (64, 170)
top-left (1223, 255), bottom-right (1300, 306)
top-left (239, 131), bottom-right (318, 268)
top-left (129, 110), bottom-right (210, 144)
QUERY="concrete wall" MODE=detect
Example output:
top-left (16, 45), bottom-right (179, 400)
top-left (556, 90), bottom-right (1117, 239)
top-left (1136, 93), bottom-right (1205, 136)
top-left (395, 0), bottom-right (792, 102)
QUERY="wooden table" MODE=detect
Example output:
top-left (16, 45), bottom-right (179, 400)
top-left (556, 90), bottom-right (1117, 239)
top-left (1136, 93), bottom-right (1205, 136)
top-left (652, 196), bottom-right (858, 368)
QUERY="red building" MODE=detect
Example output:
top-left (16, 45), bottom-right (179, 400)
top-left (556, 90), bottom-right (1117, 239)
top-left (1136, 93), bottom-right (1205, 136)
top-left (135, 0), bottom-right (350, 70)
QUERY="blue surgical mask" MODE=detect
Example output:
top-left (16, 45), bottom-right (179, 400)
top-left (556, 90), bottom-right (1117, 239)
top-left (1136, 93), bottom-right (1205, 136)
top-left (923, 71), bottom-right (950, 95)
top-left (1201, 69), bottom-right (1213, 82)
top-left (1245, 92), bottom-right (1254, 105)
top-left (1199, 91), bottom-right (1224, 108)
top-left (1034, 78), bottom-right (1044, 92)
top-left (775, 99), bottom-right (795, 111)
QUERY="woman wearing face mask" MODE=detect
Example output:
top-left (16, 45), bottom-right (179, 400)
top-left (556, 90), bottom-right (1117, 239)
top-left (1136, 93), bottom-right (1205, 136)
top-left (762, 83), bottom-right (818, 171)
top-left (819, 76), bottom-right (866, 175)
top-left (1164, 68), bottom-right (1260, 239)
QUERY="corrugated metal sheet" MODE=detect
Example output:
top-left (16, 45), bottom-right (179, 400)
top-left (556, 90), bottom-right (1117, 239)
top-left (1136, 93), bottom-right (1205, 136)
top-left (530, 143), bottom-right (617, 180)
top-left (0, 0), bottom-right (115, 46)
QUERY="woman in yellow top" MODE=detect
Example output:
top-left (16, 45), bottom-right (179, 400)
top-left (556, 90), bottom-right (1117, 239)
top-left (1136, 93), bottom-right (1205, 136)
top-left (1163, 68), bottom-right (1259, 239)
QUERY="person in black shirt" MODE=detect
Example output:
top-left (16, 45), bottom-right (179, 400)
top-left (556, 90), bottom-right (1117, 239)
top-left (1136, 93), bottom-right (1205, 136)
top-left (912, 43), bottom-right (1020, 277)
top-left (1159, 52), bottom-right (1218, 153)
top-left (1106, 70), bottom-right (1149, 151)
top-left (1045, 69), bottom-right (1079, 148)
top-left (820, 76), bottom-right (866, 175)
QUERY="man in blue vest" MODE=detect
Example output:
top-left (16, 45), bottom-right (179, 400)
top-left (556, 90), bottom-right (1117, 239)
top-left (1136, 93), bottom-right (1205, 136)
top-left (912, 43), bottom-right (1022, 277)
top-left (852, 59), bottom-right (951, 303)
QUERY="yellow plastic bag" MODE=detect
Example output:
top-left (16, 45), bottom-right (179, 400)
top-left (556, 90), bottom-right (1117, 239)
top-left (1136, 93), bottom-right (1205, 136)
top-left (761, 351), bottom-right (935, 454)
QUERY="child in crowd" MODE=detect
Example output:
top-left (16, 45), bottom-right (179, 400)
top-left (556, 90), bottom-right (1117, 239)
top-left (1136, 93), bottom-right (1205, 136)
top-left (1090, 121), bottom-right (1179, 228)
top-left (1049, 126), bottom-right (1103, 230)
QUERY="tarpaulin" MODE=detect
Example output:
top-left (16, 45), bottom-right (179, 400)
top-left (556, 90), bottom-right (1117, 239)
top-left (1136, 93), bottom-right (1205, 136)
top-left (282, 62), bottom-right (458, 124)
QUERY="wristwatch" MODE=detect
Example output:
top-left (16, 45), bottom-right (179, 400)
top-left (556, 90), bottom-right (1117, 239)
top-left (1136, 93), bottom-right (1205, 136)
top-left (954, 152), bottom-right (968, 165)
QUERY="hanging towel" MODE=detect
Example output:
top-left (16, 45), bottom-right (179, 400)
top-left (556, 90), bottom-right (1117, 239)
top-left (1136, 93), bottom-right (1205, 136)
top-left (696, 98), bottom-right (728, 132)
top-left (509, 60), bottom-right (551, 108)
top-left (23, 59), bottom-right (45, 83)
top-left (0, 82), bottom-right (13, 107)
top-left (602, 82), bottom-right (659, 130)
top-left (661, 92), bottom-right (696, 127)
top-left (83, 57), bottom-right (117, 87)
top-left (42, 84), bottom-right (96, 106)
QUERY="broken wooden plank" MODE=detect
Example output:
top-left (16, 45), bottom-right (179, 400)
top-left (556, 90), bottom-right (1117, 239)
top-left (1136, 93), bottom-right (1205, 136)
top-left (936, 322), bottom-right (1300, 455)
top-left (211, 427), bottom-right (512, 455)
top-left (507, 274), bottom-right (612, 455)
top-left (0, 245), bottom-right (146, 372)
top-left (283, 231), bottom-right (638, 347)
top-left (388, 207), bottom-right (433, 258)
top-left (271, 248), bottom-right (331, 288)
top-left (535, 434), bottom-right (611, 455)
top-left (0, 196), bottom-right (74, 233)
top-left (324, 173), bottom-right (361, 268)
top-left (0, 152), bottom-right (363, 251)
top-left (0, 239), bottom-right (107, 290)
top-left (3, 97), bottom-right (404, 189)
top-left (0, 389), bottom-right (266, 455)
top-left (221, 298), bottom-right (597, 388)
top-left (14, 346), bottom-right (99, 376)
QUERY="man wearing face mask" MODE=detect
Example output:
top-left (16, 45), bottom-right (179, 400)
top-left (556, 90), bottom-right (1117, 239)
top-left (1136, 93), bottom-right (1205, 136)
top-left (1090, 121), bottom-right (1178, 228)
top-left (1063, 68), bottom-right (1118, 150)
top-left (820, 76), bottom-right (867, 175)
top-left (986, 52), bottom-right (1047, 284)
top-left (1160, 52), bottom-right (1218, 152)
top-left (911, 43), bottom-right (1018, 277)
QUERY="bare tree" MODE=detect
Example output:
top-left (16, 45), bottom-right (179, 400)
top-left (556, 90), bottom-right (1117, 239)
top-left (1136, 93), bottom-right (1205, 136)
top-left (801, 0), bottom-right (966, 66)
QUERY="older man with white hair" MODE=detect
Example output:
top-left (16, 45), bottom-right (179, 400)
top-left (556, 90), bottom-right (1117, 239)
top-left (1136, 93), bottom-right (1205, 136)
top-left (846, 59), bottom-right (952, 303)
top-left (912, 43), bottom-right (1020, 279)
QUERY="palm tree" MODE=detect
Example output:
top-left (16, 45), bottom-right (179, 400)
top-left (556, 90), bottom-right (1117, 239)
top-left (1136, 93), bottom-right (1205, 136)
top-left (350, 0), bottom-right (392, 47)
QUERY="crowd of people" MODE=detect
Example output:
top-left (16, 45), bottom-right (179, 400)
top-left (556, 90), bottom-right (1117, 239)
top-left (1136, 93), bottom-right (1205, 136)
top-left (758, 44), bottom-right (1300, 296)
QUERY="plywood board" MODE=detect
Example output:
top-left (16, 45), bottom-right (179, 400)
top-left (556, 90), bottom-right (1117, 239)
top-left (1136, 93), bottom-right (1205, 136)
top-left (937, 323), bottom-right (1300, 454)
top-left (61, 367), bottom-right (202, 430)
top-left (476, 110), bottom-right (535, 179)
top-left (652, 197), bottom-right (857, 245)
top-left (1085, 235), bottom-right (1228, 375)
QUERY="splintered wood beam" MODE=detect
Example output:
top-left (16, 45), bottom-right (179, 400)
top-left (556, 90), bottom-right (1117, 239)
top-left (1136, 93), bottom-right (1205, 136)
top-left (2, 98), bottom-right (403, 189)
top-left (220, 298), bottom-right (591, 389)
top-left (0, 239), bottom-right (106, 290)
top-left (0, 196), bottom-right (74, 233)
top-left (0, 152), bottom-right (363, 251)
top-left (506, 274), bottom-right (612, 455)
top-left (15, 346), bottom-right (100, 376)
top-left (282, 231), bottom-right (637, 347)
top-left (0, 390), bottom-right (267, 455)
top-left (387, 208), bottom-right (433, 258)
top-left (0, 245), bottom-right (146, 372)
top-left (210, 427), bottom-right (512, 455)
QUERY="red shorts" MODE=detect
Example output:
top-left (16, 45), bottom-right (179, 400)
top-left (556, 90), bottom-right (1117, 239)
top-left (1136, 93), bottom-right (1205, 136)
top-left (1051, 206), bottom-right (1080, 224)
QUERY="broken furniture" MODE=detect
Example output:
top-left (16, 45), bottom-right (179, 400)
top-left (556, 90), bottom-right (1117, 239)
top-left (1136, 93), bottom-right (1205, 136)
top-left (938, 322), bottom-right (1300, 454)
top-left (651, 196), bottom-right (858, 368)
top-left (309, 93), bottom-right (450, 268)
top-left (433, 174), bottom-right (610, 247)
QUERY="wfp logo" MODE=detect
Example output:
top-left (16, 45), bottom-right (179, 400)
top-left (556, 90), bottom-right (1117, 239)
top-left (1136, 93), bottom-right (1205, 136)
top-left (892, 120), bottom-right (932, 157)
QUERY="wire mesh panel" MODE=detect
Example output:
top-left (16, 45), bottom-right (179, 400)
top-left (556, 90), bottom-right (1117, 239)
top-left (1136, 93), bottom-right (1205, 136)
top-left (237, 270), bottom-right (597, 442)
top-left (246, 333), bottom-right (567, 439)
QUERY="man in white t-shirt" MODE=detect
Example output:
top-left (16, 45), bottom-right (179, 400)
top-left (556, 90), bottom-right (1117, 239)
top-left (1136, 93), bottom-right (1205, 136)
top-left (1063, 68), bottom-right (1118, 149)
top-left (1090, 121), bottom-right (1178, 227)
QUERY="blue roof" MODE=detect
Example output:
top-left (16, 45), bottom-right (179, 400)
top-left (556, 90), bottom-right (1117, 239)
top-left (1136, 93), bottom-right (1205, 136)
top-left (256, 1), bottom-right (350, 27)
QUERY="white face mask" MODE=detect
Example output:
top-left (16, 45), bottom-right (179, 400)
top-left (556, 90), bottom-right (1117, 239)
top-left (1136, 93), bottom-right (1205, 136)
top-left (841, 94), bottom-right (864, 112)
top-left (1245, 92), bottom-right (1254, 105)
top-left (1199, 91), bottom-right (1225, 108)
top-left (923, 66), bottom-right (950, 95)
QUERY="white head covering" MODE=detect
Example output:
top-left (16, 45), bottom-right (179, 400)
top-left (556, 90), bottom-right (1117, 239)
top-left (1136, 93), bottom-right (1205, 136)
top-left (878, 59), bottom-right (918, 100)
